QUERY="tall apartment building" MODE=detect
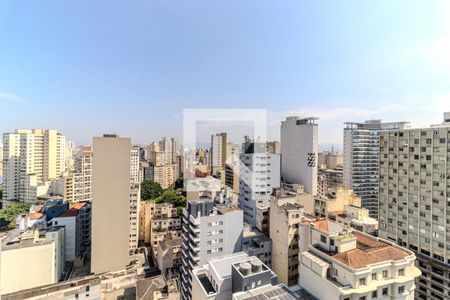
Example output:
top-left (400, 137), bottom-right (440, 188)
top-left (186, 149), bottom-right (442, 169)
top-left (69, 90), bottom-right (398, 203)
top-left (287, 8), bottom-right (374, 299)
top-left (180, 200), bottom-right (243, 300)
top-left (129, 183), bottom-right (140, 250)
top-left (280, 116), bottom-right (318, 195)
top-left (160, 137), bottom-right (178, 165)
top-left (130, 145), bottom-right (140, 183)
top-left (343, 120), bottom-right (411, 218)
top-left (147, 139), bottom-right (177, 188)
top-left (210, 133), bottom-right (227, 176)
top-left (0, 141), bottom-right (3, 179)
top-left (91, 135), bottom-right (131, 274)
top-left (239, 138), bottom-right (281, 225)
top-left (269, 192), bottom-right (315, 286)
top-left (378, 113), bottom-right (450, 300)
top-left (64, 145), bottom-right (93, 203)
top-left (299, 221), bottom-right (421, 300)
top-left (225, 143), bottom-right (240, 194)
top-left (3, 129), bottom-right (66, 202)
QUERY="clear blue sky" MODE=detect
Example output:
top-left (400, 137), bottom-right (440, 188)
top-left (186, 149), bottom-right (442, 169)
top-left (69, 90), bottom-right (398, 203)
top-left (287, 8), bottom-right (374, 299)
top-left (1, 0), bottom-right (449, 145)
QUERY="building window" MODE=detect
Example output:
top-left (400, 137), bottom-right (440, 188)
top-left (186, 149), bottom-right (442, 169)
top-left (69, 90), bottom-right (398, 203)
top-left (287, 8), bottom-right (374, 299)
top-left (359, 297), bottom-right (366, 300)
top-left (398, 269), bottom-right (404, 276)
top-left (382, 270), bottom-right (388, 278)
top-left (372, 273), bottom-right (377, 281)
top-left (359, 278), bottom-right (366, 286)
top-left (372, 291), bottom-right (377, 298)
top-left (398, 286), bottom-right (404, 294)
top-left (382, 287), bottom-right (389, 296)
top-left (320, 235), bottom-right (327, 243)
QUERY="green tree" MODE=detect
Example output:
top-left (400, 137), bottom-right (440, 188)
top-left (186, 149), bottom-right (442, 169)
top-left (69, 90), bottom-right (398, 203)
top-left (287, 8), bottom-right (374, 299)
top-left (173, 177), bottom-right (184, 190)
top-left (0, 202), bottom-right (32, 228)
top-left (154, 189), bottom-right (186, 207)
top-left (140, 180), bottom-right (163, 200)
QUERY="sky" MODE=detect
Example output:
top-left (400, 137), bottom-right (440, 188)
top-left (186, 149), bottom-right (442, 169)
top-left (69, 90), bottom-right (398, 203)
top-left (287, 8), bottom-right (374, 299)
top-left (1, 0), bottom-right (450, 147)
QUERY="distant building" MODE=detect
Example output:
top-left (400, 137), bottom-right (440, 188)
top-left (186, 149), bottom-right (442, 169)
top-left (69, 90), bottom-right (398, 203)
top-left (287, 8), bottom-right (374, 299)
top-left (3, 129), bottom-right (66, 202)
top-left (63, 145), bottom-right (93, 203)
top-left (130, 145), bottom-right (141, 183)
top-left (343, 119), bottom-right (411, 217)
top-left (317, 151), bottom-right (343, 170)
top-left (281, 116), bottom-right (319, 195)
top-left (313, 187), bottom-right (360, 219)
top-left (225, 143), bottom-right (240, 194)
top-left (210, 133), bottom-right (227, 177)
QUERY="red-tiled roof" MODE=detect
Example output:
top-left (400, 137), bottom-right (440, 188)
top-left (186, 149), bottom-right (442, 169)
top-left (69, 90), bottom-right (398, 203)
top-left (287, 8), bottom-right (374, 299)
top-left (312, 220), bottom-right (329, 233)
top-left (71, 202), bottom-right (88, 210)
top-left (57, 208), bottom-right (79, 218)
top-left (27, 212), bottom-right (44, 219)
top-left (332, 232), bottom-right (409, 269)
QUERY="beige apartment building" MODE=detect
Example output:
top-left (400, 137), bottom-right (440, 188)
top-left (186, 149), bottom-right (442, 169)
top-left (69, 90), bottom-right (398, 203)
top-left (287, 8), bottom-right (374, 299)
top-left (91, 135), bottom-right (131, 274)
top-left (0, 227), bottom-right (65, 294)
top-left (63, 145), bottom-right (93, 203)
top-left (378, 113), bottom-right (450, 300)
top-left (2, 129), bottom-right (66, 202)
top-left (269, 189), bottom-right (315, 286)
top-left (313, 187), bottom-right (361, 219)
top-left (138, 201), bottom-right (179, 245)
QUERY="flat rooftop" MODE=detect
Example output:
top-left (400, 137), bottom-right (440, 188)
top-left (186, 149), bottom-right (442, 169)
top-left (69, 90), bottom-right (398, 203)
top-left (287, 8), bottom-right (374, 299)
top-left (217, 205), bottom-right (241, 214)
top-left (233, 284), bottom-right (318, 300)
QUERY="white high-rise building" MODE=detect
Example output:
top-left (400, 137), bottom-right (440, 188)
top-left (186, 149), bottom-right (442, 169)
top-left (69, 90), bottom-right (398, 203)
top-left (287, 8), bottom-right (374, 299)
top-left (343, 120), bottom-right (410, 218)
top-left (280, 116), bottom-right (318, 195)
top-left (2, 129), bottom-right (66, 202)
top-left (238, 138), bottom-right (281, 225)
top-left (160, 137), bottom-right (177, 165)
top-left (180, 200), bottom-right (243, 300)
top-left (378, 113), bottom-right (450, 299)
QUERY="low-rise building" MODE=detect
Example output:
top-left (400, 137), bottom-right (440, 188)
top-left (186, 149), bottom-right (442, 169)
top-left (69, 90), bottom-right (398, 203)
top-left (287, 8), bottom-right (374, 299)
top-left (156, 238), bottom-right (182, 276)
top-left (254, 204), bottom-right (270, 234)
top-left (191, 252), bottom-right (277, 300)
top-left (313, 187), bottom-right (360, 219)
top-left (0, 227), bottom-right (65, 294)
top-left (328, 204), bottom-right (378, 235)
top-left (242, 226), bottom-right (272, 267)
top-left (299, 220), bottom-right (421, 300)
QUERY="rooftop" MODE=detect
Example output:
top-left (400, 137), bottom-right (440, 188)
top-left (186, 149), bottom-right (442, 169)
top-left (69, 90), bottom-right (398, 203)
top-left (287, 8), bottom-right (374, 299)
top-left (208, 252), bottom-right (250, 279)
top-left (217, 205), bottom-right (241, 214)
top-left (159, 238), bottom-right (182, 252)
top-left (71, 202), bottom-right (89, 210)
top-left (331, 232), bottom-right (410, 269)
top-left (233, 284), bottom-right (318, 300)
top-left (311, 220), bottom-right (343, 234)
top-left (57, 208), bottom-right (79, 218)
top-left (27, 212), bottom-right (44, 220)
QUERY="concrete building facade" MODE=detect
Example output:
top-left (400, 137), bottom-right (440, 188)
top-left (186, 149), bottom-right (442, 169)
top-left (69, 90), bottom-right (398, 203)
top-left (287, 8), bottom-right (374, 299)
top-left (378, 113), bottom-right (450, 300)
top-left (91, 135), bottom-right (131, 274)
top-left (180, 200), bottom-right (243, 300)
top-left (343, 120), bottom-right (411, 218)
top-left (280, 116), bottom-right (318, 195)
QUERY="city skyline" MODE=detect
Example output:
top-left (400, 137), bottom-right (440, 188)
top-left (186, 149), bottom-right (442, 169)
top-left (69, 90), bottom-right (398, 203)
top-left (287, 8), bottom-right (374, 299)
top-left (1, 1), bottom-right (450, 144)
